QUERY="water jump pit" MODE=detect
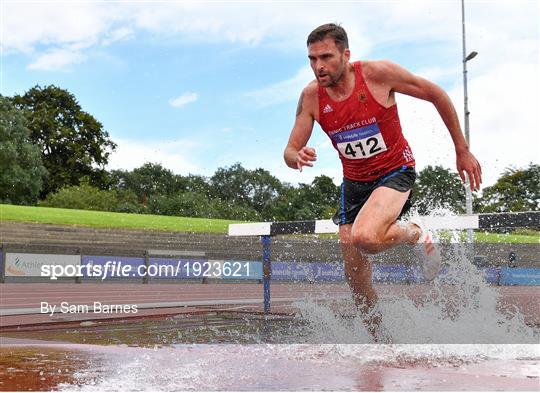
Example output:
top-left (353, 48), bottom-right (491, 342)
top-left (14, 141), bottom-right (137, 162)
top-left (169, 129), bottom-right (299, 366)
top-left (1, 282), bottom-right (539, 391)
top-left (1, 212), bottom-right (539, 391)
top-left (2, 342), bottom-right (539, 391)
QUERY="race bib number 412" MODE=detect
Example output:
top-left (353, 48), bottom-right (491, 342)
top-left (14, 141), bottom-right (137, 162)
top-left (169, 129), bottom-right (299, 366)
top-left (332, 123), bottom-right (387, 160)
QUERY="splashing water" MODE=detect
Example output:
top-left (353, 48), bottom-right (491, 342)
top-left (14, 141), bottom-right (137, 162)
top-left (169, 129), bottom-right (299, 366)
top-left (291, 208), bottom-right (537, 344)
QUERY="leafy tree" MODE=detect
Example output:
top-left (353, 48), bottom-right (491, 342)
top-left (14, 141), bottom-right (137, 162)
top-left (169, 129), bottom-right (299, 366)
top-left (210, 163), bottom-right (250, 205)
top-left (147, 192), bottom-right (260, 220)
top-left (147, 192), bottom-right (214, 217)
top-left (411, 165), bottom-right (466, 214)
top-left (271, 175), bottom-right (339, 221)
top-left (40, 179), bottom-right (140, 212)
top-left (310, 175), bottom-right (340, 207)
top-left (266, 184), bottom-right (298, 221)
top-left (107, 169), bottom-right (131, 191)
top-left (12, 85), bottom-right (116, 196)
top-left (109, 163), bottom-right (187, 204)
top-left (250, 168), bottom-right (286, 212)
top-left (0, 96), bottom-right (47, 204)
top-left (210, 163), bottom-right (283, 216)
top-left (478, 164), bottom-right (540, 213)
top-left (185, 174), bottom-right (212, 197)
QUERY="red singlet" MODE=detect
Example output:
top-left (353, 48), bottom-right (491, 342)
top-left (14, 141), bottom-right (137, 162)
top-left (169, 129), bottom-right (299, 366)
top-left (318, 61), bottom-right (415, 181)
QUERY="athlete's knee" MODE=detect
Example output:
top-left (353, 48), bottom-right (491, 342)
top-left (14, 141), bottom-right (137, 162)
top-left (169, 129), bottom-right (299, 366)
top-left (340, 234), bottom-right (356, 249)
top-left (351, 228), bottom-right (383, 254)
top-left (339, 226), bottom-right (356, 249)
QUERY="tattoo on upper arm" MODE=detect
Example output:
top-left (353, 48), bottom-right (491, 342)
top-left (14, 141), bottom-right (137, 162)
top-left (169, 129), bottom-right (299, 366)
top-left (296, 92), bottom-right (305, 117)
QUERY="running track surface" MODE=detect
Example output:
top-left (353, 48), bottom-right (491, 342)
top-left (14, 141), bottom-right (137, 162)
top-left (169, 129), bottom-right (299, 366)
top-left (0, 282), bottom-right (538, 329)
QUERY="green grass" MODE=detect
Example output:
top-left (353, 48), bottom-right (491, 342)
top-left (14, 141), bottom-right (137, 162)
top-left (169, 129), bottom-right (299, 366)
top-left (1, 204), bottom-right (539, 242)
top-left (474, 231), bottom-right (539, 244)
top-left (0, 204), bottom-right (241, 234)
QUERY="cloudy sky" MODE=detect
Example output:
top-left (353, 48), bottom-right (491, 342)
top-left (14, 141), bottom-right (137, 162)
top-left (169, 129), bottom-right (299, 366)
top-left (2, 0), bottom-right (538, 188)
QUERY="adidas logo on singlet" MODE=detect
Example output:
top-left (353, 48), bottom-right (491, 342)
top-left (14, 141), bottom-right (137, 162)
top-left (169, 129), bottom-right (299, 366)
top-left (323, 104), bottom-right (333, 113)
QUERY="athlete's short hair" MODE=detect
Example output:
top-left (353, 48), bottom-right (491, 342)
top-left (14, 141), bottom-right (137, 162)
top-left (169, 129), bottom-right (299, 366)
top-left (307, 23), bottom-right (349, 52)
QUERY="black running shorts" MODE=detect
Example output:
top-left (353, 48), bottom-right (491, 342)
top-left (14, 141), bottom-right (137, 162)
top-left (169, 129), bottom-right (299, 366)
top-left (332, 166), bottom-right (416, 226)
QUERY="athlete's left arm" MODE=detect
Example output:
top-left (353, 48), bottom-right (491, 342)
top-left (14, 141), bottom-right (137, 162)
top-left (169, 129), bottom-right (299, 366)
top-left (378, 60), bottom-right (482, 191)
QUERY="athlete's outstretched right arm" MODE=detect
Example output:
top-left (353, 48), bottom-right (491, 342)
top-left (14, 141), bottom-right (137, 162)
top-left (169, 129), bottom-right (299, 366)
top-left (284, 86), bottom-right (317, 171)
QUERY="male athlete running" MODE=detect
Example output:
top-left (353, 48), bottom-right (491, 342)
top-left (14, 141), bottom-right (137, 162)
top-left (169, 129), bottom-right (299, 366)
top-left (284, 23), bottom-right (482, 341)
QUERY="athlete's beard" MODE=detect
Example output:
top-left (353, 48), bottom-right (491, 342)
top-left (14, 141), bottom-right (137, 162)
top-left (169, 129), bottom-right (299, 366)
top-left (318, 56), bottom-right (346, 87)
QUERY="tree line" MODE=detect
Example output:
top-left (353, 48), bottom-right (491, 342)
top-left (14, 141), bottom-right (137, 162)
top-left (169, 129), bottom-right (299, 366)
top-left (1, 85), bottom-right (538, 221)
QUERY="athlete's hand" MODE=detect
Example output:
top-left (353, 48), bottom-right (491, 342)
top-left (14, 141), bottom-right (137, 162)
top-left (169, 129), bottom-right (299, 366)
top-left (456, 150), bottom-right (482, 191)
top-left (296, 146), bottom-right (317, 172)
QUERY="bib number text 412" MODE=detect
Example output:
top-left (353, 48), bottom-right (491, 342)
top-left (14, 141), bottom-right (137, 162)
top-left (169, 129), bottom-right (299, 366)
top-left (338, 133), bottom-right (387, 159)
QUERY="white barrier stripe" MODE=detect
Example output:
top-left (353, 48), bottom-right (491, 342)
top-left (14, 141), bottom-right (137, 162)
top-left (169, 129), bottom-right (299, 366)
top-left (224, 212), bottom-right (537, 236)
top-left (314, 219), bottom-right (338, 234)
top-left (423, 215), bottom-right (479, 230)
top-left (229, 215), bottom-right (481, 236)
top-left (228, 222), bottom-right (271, 236)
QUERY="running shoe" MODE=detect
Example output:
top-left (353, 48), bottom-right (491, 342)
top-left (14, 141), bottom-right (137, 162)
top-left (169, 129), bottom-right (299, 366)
top-left (409, 215), bottom-right (442, 281)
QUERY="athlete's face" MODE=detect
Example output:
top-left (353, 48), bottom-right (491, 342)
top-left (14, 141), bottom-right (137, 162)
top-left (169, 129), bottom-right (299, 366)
top-left (308, 37), bottom-right (350, 87)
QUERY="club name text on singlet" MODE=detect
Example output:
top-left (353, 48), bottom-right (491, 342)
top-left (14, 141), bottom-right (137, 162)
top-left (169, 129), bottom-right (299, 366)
top-left (318, 61), bottom-right (415, 181)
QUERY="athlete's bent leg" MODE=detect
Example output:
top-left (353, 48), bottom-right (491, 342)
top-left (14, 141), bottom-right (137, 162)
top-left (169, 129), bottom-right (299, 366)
top-left (351, 186), bottom-right (419, 254)
top-left (339, 186), bottom-right (419, 341)
top-left (339, 224), bottom-right (385, 341)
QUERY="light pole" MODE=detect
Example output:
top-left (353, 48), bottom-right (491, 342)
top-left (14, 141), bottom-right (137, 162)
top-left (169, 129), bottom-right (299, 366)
top-left (461, 0), bottom-right (477, 243)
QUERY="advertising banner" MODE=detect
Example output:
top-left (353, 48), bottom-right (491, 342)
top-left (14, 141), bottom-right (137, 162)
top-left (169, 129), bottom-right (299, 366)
top-left (311, 263), bottom-right (345, 282)
top-left (400, 265), bottom-right (502, 285)
top-left (271, 262), bottom-right (314, 281)
top-left (270, 262), bottom-right (343, 282)
top-left (405, 265), bottom-right (424, 283)
top-left (482, 267), bottom-right (501, 285)
top-left (6, 253), bottom-right (80, 278)
top-left (500, 267), bottom-right (540, 286)
top-left (372, 264), bottom-right (408, 283)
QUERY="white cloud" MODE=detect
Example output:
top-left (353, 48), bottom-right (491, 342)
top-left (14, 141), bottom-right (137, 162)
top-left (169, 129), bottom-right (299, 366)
top-left (107, 138), bottom-right (201, 175)
top-left (102, 27), bottom-right (134, 46)
top-left (5, 1), bottom-right (537, 189)
top-left (7, 1), bottom-right (536, 72)
top-left (396, 59), bottom-right (539, 187)
top-left (397, 94), bottom-right (455, 173)
top-left (415, 65), bottom-right (461, 83)
top-left (456, 61), bottom-right (539, 185)
top-left (2, 2), bottom-right (460, 67)
top-left (26, 48), bottom-right (87, 71)
top-left (168, 92), bottom-right (199, 108)
top-left (245, 66), bottom-right (313, 107)
top-left (3, 2), bottom-right (112, 53)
